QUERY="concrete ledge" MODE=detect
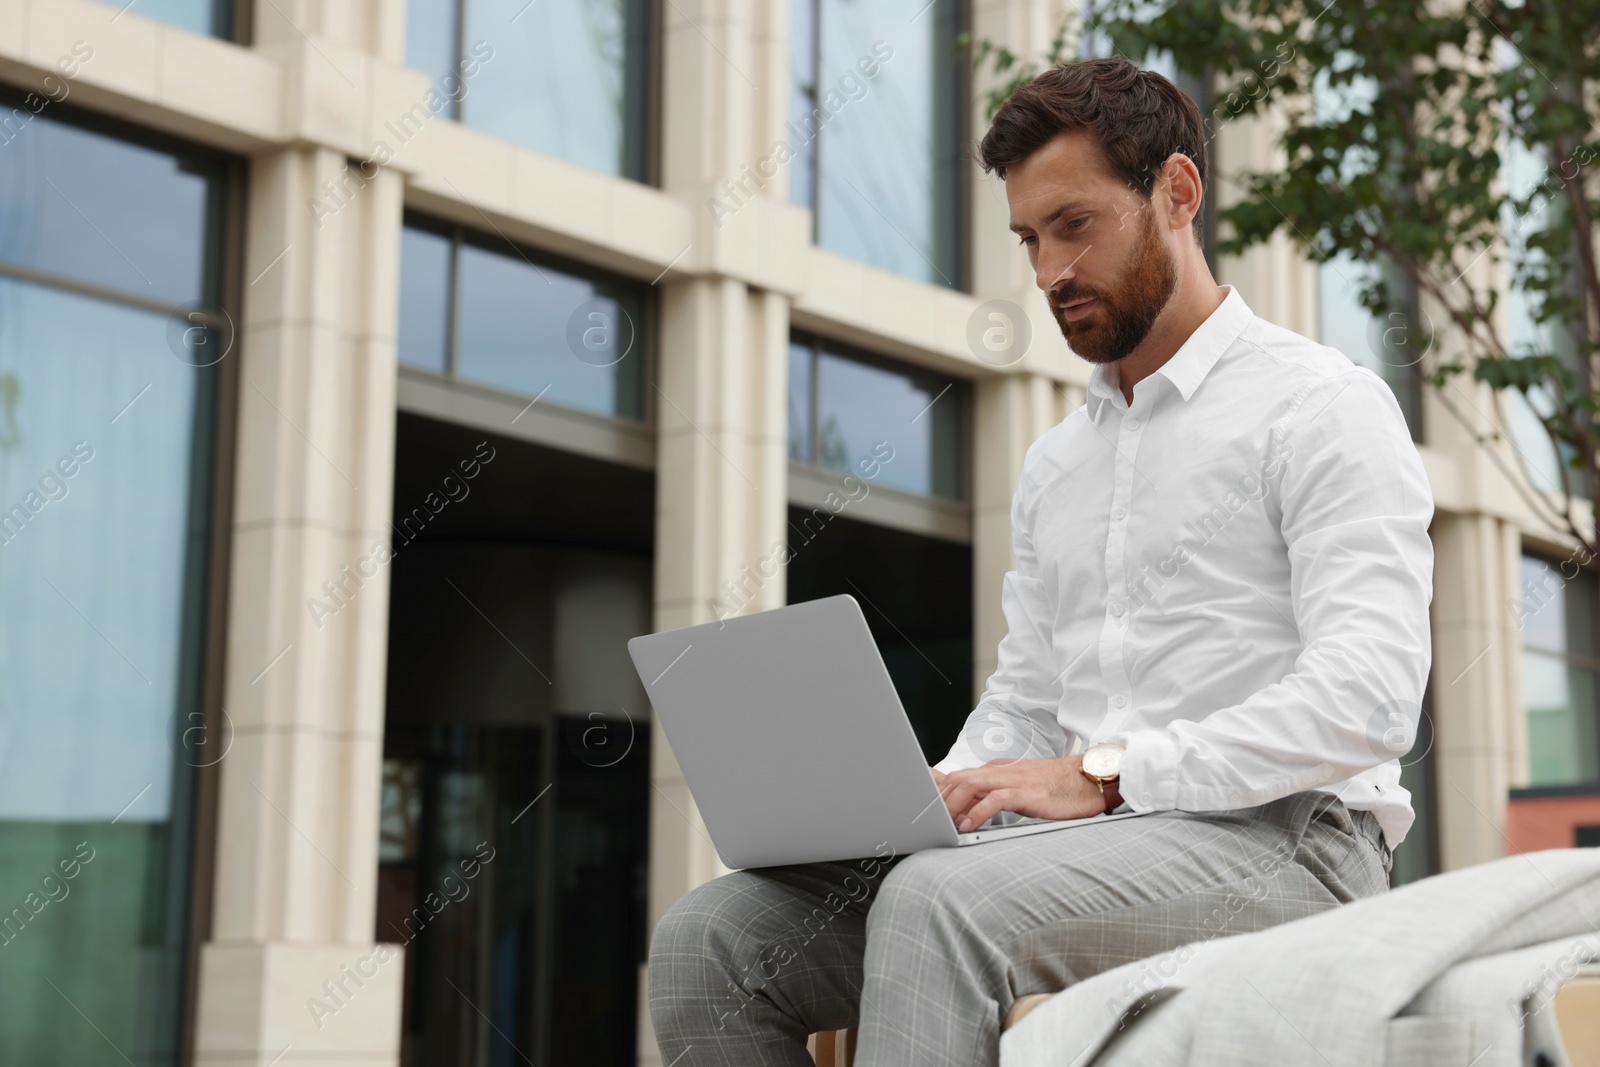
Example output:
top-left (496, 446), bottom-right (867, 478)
top-left (193, 941), bottom-right (404, 1061)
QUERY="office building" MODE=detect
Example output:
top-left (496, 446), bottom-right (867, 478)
top-left (0, 1), bottom-right (1589, 1063)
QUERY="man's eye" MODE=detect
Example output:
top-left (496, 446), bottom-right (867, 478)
top-left (1017, 234), bottom-right (1036, 247)
top-left (1065, 216), bottom-right (1090, 232)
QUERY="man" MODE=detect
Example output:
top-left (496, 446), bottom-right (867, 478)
top-left (648, 56), bottom-right (1432, 1067)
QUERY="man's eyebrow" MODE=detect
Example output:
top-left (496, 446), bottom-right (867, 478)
top-left (1009, 201), bottom-right (1091, 234)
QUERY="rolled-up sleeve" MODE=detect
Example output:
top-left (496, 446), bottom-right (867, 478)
top-left (1113, 369), bottom-right (1434, 813)
top-left (935, 465), bottom-right (1072, 773)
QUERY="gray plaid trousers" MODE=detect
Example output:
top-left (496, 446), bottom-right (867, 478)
top-left (648, 790), bottom-right (1392, 1067)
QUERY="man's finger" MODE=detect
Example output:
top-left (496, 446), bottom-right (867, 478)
top-left (941, 778), bottom-right (986, 822)
top-left (958, 788), bottom-right (1023, 832)
top-left (944, 763), bottom-right (1035, 823)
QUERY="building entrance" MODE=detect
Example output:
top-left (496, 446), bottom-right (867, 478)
top-left (379, 413), bottom-right (653, 1066)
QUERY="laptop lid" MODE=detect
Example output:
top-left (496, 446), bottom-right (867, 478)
top-left (627, 595), bottom-right (959, 869)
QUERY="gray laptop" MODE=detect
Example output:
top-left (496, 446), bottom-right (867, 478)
top-left (626, 594), bottom-right (1146, 869)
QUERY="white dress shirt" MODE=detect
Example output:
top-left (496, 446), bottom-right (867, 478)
top-left (935, 286), bottom-right (1434, 845)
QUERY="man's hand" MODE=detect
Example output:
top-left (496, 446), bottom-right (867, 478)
top-left (931, 758), bottom-right (1108, 832)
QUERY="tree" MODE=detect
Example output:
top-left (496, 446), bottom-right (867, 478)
top-left (968, 1), bottom-right (1600, 554)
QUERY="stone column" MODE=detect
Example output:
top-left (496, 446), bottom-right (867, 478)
top-left (191, 5), bottom-right (408, 1056)
top-left (221, 144), bottom-right (402, 938)
top-left (1430, 510), bottom-right (1523, 870)
top-left (640, 278), bottom-right (789, 1062)
top-left (641, 5), bottom-right (792, 1062)
top-left (1210, 110), bottom-right (1319, 336)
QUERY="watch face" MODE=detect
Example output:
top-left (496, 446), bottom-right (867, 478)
top-left (1083, 744), bottom-right (1123, 779)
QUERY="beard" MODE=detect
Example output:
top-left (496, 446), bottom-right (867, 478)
top-left (1047, 209), bottom-right (1178, 365)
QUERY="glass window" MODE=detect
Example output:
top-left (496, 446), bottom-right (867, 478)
top-left (95, 0), bottom-right (234, 38)
top-left (398, 215), bottom-right (647, 422)
top-left (1506, 387), bottom-right (1570, 496)
top-left (788, 0), bottom-right (819, 211)
top-left (798, 0), bottom-right (963, 287)
top-left (407, 0), bottom-right (653, 181)
top-left (1520, 556), bottom-right (1600, 786)
top-left (789, 334), bottom-right (963, 500)
top-left (1317, 253), bottom-right (1424, 441)
top-left (0, 101), bottom-right (228, 1066)
top-left (1503, 137), bottom-right (1553, 360)
top-left (405, 0), bottom-right (462, 119)
top-left (397, 224), bottom-right (453, 373)
top-left (456, 245), bottom-right (643, 416)
top-left (1306, 67), bottom-right (1423, 442)
top-left (0, 117), bottom-right (215, 308)
top-left (1501, 137), bottom-right (1587, 499)
top-left (787, 339), bottom-right (813, 463)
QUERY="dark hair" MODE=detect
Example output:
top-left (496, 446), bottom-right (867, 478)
top-left (978, 57), bottom-right (1208, 240)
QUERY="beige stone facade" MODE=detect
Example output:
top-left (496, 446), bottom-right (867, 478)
top-left (0, 0), bottom-right (1569, 1063)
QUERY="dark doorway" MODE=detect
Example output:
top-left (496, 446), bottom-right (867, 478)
top-left (784, 508), bottom-right (973, 763)
top-left (379, 413), bottom-right (654, 1067)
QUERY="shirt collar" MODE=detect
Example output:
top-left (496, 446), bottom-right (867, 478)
top-left (1084, 285), bottom-right (1253, 420)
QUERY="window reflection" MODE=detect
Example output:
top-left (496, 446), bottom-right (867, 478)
top-left (398, 224), bottom-right (453, 373)
top-left (0, 285), bottom-right (214, 1063)
top-left (92, 0), bottom-right (233, 37)
top-left (0, 283), bottom-right (200, 814)
top-left (456, 244), bottom-right (642, 416)
top-left (1500, 137), bottom-right (1587, 499)
top-left (407, 0), bottom-right (652, 181)
top-left (1505, 389), bottom-right (1566, 495)
top-left (787, 340), bottom-right (813, 463)
top-left (398, 216), bottom-right (647, 421)
top-left (1521, 556), bottom-right (1600, 786)
top-left (804, 0), bottom-right (963, 286)
top-left (0, 115), bottom-right (216, 307)
top-left (1307, 69), bottom-right (1423, 442)
top-left (1316, 253), bottom-right (1424, 441)
top-left (788, 0), bottom-right (820, 211)
top-left (0, 105), bottom-right (227, 1064)
top-left (406, 0), bottom-right (463, 119)
top-left (789, 335), bottom-right (962, 500)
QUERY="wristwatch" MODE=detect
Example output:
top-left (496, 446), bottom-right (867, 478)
top-left (1080, 743), bottom-right (1125, 814)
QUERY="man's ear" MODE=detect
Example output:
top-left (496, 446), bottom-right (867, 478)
top-left (1158, 152), bottom-right (1204, 234)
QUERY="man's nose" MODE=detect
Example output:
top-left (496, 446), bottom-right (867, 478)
top-left (1037, 247), bottom-right (1079, 293)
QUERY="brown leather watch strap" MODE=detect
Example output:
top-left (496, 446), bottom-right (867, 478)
top-left (1102, 777), bottom-right (1123, 814)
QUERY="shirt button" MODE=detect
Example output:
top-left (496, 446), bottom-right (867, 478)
top-left (1109, 600), bottom-right (1125, 617)
top-left (1125, 418), bottom-right (1140, 430)
top-left (1112, 694), bottom-right (1127, 708)
top-left (1112, 506), bottom-right (1127, 521)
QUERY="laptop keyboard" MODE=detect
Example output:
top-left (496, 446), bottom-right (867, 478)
top-left (972, 815), bottom-right (1052, 830)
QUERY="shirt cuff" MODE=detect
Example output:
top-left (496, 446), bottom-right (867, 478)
top-left (1115, 728), bottom-right (1180, 812)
